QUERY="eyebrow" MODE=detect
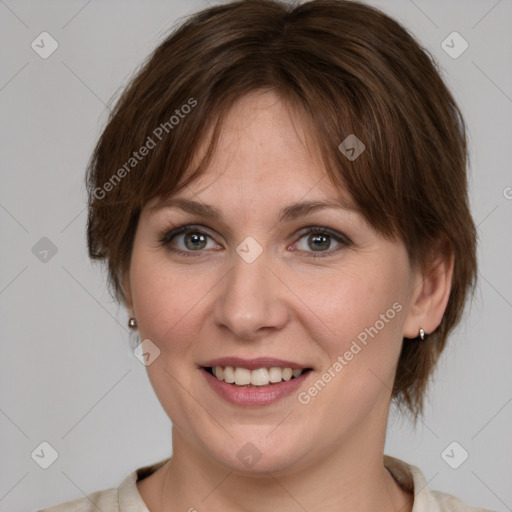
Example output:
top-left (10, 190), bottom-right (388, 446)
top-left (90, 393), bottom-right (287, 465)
top-left (149, 197), bottom-right (358, 223)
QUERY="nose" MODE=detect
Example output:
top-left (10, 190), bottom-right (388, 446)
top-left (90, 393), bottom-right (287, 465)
top-left (212, 246), bottom-right (289, 340)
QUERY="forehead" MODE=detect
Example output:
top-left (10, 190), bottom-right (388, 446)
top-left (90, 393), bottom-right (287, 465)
top-left (149, 91), bottom-right (354, 209)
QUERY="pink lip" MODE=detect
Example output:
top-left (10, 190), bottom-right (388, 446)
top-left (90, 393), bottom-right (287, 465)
top-left (201, 367), bottom-right (312, 406)
top-left (200, 357), bottom-right (309, 370)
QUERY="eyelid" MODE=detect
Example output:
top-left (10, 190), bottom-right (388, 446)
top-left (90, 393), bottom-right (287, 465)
top-left (296, 226), bottom-right (352, 245)
top-left (158, 223), bottom-right (219, 245)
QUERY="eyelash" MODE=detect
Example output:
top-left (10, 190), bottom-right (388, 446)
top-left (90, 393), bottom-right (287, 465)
top-left (158, 224), bottom-right (351, 259)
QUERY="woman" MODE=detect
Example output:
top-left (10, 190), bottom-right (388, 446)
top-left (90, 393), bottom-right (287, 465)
top-left (39, 0), bottom-right (494, 510)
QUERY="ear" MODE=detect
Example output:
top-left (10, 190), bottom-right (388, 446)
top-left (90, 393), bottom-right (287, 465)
top-left (403, 236), bottom-right (454, 338)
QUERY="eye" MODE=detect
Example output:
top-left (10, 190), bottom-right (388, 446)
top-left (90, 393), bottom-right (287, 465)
top-left (159, 224), bottom-right (351, 258)
top-left (292, 227), bottom-right (351, 258)
top-left (159, 225), bottom-right (220, 256)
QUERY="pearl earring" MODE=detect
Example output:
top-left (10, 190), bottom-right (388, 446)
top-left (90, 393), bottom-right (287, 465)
top-left (406, 327), bottom-right (428, 341)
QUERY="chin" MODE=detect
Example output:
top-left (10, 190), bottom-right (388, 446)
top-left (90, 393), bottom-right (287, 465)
top-left (200, 426), bottom-right (313, 475)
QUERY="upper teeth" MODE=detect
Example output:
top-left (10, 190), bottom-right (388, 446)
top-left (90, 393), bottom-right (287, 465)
top-left (212, 366), bottom-right (303, 386)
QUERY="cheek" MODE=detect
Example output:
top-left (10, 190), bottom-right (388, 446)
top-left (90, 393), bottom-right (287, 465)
top-left (309, 262), bottom-right (403, 334)
top-left (128, 251), bottom-right (208, 423)
top-left (129, 249), bottom-right (205, 356)
top-left (304, 255), bottom-right (408, 381)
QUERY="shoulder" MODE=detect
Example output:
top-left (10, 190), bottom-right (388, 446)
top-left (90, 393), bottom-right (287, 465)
top-left (37, 457), bottom-right (170, 512)
top-left (430, 489), bottom-right (496, 512)
top-left (384, 454), bottom-right (497, 512)
top-left (37, 487), bottom-right (118, 512)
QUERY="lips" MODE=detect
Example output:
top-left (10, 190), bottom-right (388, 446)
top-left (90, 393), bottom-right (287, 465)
top-left (198, 356), bottom-right (313, 405)
top-left (201, 364), bottom-right (312, 406)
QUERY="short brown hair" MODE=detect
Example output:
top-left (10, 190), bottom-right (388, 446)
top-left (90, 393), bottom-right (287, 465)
top-left (86, 0), bottom-right (477, 420)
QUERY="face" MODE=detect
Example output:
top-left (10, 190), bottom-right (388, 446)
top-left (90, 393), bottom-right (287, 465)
top-left (125, 91), bottom-right (419, 475)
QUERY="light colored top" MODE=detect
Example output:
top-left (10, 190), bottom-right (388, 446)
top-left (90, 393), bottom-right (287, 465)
top-left (38, 455), bottom-right (496, 512)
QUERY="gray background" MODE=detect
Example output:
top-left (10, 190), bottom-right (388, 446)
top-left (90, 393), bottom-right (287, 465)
top-left (0, 0), bottom-right (511, 511)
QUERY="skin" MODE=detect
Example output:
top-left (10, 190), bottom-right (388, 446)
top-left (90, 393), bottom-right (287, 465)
top-left (123, 91), bottom-right (454, 512)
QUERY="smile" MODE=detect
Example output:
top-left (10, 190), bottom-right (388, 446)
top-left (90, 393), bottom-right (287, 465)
top-left (199, 358), bottom-right (314, 406)
top-left (204, 366), bottom-right (311, 387)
